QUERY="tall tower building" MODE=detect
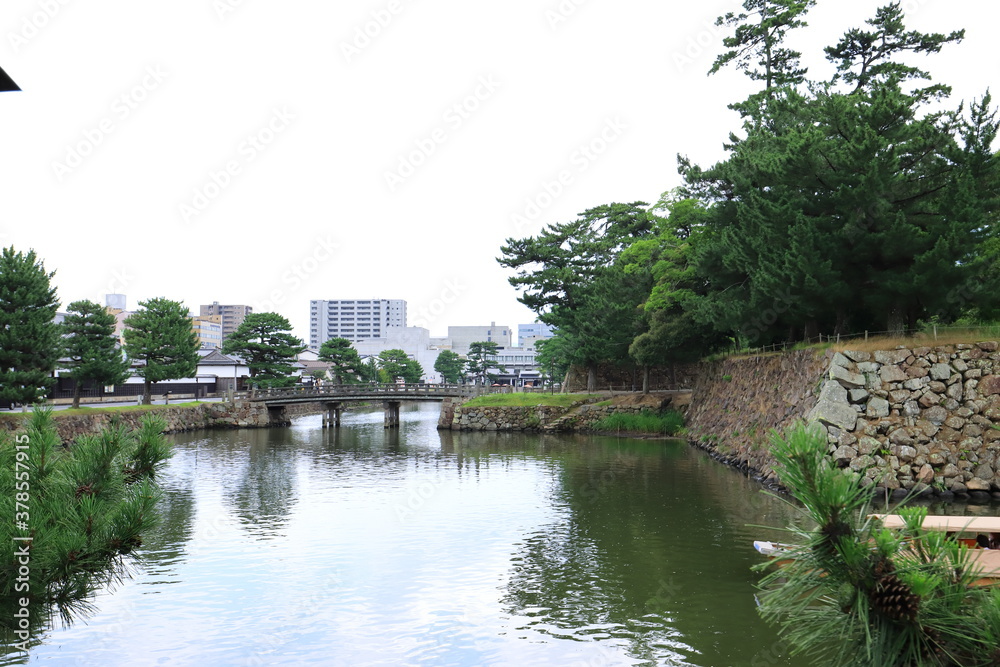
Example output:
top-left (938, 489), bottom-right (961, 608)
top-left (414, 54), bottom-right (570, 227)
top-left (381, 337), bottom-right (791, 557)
top-left (309, 299), bottom-right (407, 348)
top-left (199, 302), bottom-right (252, 341)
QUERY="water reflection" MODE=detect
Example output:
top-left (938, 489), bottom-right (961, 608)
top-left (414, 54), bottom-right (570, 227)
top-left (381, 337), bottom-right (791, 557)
top-left (7, 405), bottom-right (995, 667)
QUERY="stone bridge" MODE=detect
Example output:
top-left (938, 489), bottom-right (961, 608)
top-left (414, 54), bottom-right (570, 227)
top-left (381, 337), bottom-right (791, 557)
top-left (249, 383), bottom-right (486, 428)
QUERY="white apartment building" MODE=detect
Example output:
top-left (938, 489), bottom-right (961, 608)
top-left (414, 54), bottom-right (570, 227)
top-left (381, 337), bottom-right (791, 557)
top-left (309, 299), bottom-right (407, 349)
top-left (443, 322), bottom-right (512, 355)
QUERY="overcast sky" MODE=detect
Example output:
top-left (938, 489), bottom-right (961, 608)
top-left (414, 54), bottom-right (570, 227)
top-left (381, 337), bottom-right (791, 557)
top-left (4, 0), bottom-right (998, 342)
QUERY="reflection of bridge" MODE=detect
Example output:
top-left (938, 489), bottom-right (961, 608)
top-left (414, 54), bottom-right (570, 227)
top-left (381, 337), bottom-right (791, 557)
top-left (250, 384), bottom-right (487, 428)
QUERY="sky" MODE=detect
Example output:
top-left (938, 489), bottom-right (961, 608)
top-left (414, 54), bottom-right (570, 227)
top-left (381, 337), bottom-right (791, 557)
top-left (3, 0), bottom-right (999, 343)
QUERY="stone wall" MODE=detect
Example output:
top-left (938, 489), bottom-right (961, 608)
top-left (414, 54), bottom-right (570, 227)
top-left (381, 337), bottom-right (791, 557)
top-left (685, 343), bottom-right (1000, 500)
top-left (808, 343), bottom-right (1000, 499)
top-left (684, 350), bottom-right (830, 485)
top-left (446, 393), bottom-right (680, 432)
top-left (0, 400), bottom-right (325, 443)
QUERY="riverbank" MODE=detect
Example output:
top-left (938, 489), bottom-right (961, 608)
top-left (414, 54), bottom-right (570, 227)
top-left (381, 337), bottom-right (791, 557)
top-left (442, 391), bottom-right (690, 433)
top-left (0, 400), bottom-right (327, 443)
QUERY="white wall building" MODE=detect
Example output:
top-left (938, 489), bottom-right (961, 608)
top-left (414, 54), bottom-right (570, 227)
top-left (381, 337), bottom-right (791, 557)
top-left (310, 299), bottom-right (407, 349)
top-left (352, 326), bottom-right (442, 383)
top-left (443, 322), bottom-right (511, 356)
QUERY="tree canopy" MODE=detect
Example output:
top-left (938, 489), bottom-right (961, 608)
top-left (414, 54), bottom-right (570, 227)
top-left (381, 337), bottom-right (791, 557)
top-left (317, 337), bottom-right (364, 384)
top-left (0, 247), bottom-right (60, 406)
top-left (61, 300), bottom-right (131, 408)
top-left (222, 312), bottom-right (306, 391)
top-left (433, 350), bottom-right (466, 384)
top-left (123, 298), bottom-right (200, 405)
top-left (497, 2), bottom-right (1000, 381)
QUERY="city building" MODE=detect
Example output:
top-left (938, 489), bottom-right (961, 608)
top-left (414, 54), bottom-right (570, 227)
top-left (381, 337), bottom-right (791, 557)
top-left (191, 317), bottom-right (224, 349)
top-left (309, 299), bottom-right (407, 349)
top-left (352, 326), bottom-right (439, 383)
top-left (443, 322), bottom-right (512, 355)
top-left (518, 321), bottom-right (555, 348)
top-left (199, 302), bottom-right (252, 341)
top-left (488, 347), bottom-right (543, 386)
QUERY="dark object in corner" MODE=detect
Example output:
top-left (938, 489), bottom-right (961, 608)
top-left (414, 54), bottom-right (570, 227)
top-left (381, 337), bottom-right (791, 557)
top-left (0, 65), bottom-right (20, 92)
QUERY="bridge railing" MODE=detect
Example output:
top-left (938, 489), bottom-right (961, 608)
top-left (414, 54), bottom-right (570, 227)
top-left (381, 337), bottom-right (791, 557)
top-left (250, 383), bottom-right (489, 401)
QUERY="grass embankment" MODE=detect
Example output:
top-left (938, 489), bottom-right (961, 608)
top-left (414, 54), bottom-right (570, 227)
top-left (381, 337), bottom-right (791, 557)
top-left (0, 402), bottom-right (204, 420)
top-left (461, 393), bottom-right (604, 408)
top-left (590, 410), bottom-right (685, 436)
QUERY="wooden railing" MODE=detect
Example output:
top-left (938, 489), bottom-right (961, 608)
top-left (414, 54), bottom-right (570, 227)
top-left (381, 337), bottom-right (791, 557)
top-left (246, 383), bottom-right (489, 402)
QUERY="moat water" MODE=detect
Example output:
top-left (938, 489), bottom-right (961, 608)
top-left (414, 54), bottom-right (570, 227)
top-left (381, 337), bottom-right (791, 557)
top-left (4, 404), bottom-right (817, 666)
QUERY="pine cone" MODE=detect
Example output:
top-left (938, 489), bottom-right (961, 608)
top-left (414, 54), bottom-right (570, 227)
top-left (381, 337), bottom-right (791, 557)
top-left (868, 558), bottom-right (920, 623)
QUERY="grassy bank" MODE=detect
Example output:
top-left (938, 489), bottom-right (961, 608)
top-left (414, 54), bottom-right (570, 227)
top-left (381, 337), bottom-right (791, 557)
top-left (462, 393), bottom-right (604, 408)
top-left (590, 409), bottom-right (685, 436)
top-left (0, 402), bottom-right (205, 421)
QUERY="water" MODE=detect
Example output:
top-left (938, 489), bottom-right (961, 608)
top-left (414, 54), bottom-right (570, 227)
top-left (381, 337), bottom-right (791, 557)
top-left (3, 404), bottom-right (803, 666)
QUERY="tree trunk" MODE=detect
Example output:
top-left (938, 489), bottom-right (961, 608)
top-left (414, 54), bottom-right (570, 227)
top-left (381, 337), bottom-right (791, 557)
top-left (72, 381), bottom-right (81, 410)
top-left (642, 366), bottom-right (649, 395)
top-left (887, 306), bottom-right (906, 337)
top-left (586, 366), bottom-right (596, 393)
top-left (142, 379), bottom-right (152, 405)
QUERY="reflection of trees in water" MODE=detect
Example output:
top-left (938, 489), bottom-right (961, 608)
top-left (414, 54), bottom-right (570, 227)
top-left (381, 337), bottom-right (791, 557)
top-left (141, 485), bottom-right (195, 567)
top-left (223, 428), bottom-right (298, 538)
top-left (499, 437), bottom-right (798, 666)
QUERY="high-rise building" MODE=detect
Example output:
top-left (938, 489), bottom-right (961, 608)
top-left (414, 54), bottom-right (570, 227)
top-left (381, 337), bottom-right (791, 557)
top-left (443, 322), bottom-right (512, 355)
top-left (191, 317), bottom-right (224, 349)
top-left (518, 321), bottom-right (555, 348)
top-left (199, 302), bottom-right (252, 341)
top-left (310, 299), bottom-right (407, 348)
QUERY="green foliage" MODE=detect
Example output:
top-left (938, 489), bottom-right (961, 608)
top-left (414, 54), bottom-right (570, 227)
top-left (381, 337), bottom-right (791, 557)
top-left (433, 350), bottom-right (466, 384)
top-left (757, 422), bottom-right (1000, 666)
top-left (0, 409), bottom-right (172, 628)
top-left (61, 300), bottom-right (131, 409)
top-left (682, 2), bottom-right (993, 344)
top-left (589, 409), bottom-right (685, 435)
top-left (465, 341), bottom-right (505, 385)
top-left (123, 298), bottom-right (200, 405)
top-left (0, 247), bottom-right (60, 405)
top-left (222, 312), bottom-right (306, 391)
top-left (316, 337), bottom-right (364, 384)
top-left (376, 349), bottom-right (423, 384)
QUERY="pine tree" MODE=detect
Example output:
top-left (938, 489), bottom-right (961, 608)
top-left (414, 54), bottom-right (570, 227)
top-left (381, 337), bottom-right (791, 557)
top-left (122, 298), bottom-right (200, 405)
top-left (757, 423), bottom-right (1000, 666)
top-left (221, 312), bottom-right (306, 392)
top-left (61, 300), bottom-right (131, 409)
top-left (0, 409), bottom-right (171, 628)
top-left (316, 337), bottom-right (364, 384)
top-left (433, 350), bottom-right (466, 384)
top-left (0, 247), bottom-right (60, 407)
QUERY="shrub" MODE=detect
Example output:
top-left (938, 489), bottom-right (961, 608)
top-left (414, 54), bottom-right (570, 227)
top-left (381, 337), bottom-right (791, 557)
top-left (589, 409), bottom-right (685, 435)
top-left (0, 408), bottom-right (172, 630)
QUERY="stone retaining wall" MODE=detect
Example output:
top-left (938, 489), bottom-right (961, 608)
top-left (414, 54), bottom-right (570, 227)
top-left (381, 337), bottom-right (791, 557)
top-left (0, 400), bottom-right (326, 443)
top-left (809, 343), bottom-right (1000, 498)
top-left (686, 343), bottom-right (1000, 500)
top-left (447, 397), bottom-right (677, 432)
